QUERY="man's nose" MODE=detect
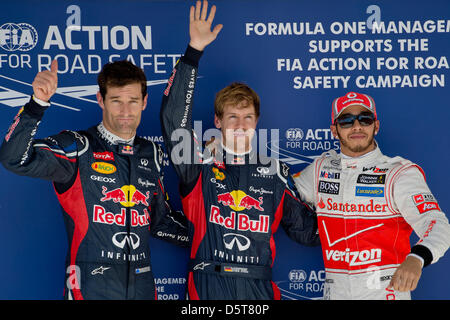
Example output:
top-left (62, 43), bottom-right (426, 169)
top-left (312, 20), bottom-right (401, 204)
top-left (120, 103), bottom-right (133, 115)
top-left (235, 117), bottom-right (247, 130)
top-left (351, 119), bottom-right (364, 130)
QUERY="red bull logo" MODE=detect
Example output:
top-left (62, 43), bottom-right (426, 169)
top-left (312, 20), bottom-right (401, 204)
top-left (101, 185), bottom-right (150, 207)
top-left (209, 205), bottom-right (270, 233)
top-left (93, 205), bottom-right (150, 227)
top-left (121, 145), bottom-right (134, 155)
top-left (217, 190), bottom-right (264, 211)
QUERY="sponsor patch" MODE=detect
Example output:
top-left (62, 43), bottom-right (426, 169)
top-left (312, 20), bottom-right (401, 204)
top-left (320, 171), bottom-right (340, 179)
top-left (91, 162), bottom-right (117, 174)
top-left (357, 174), bottom-right (386, 185)
top-left (93, 151), bottom-right (114, 161)
top-left (135, 266), bottom-right (151, 274)
top-left (412, 193), bottom-right (436, 205)
top-left (318, 180), bottom-right (340, 195)
top-left (212, 167), bottom-right (225, 181)
top-left (223, 266), bottom-right (249, 274)
top-left (362, 166), bottom-right (388, 173)
top-left (412, 193), bottom-right (439, 214)
top-left (355, 186), bottom-right (384, 197)
top-left (417, 202), bottom-right (440, 214)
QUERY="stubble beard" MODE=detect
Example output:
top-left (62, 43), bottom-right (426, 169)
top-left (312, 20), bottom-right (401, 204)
top-left (337, 126), bottom-right (376, 154)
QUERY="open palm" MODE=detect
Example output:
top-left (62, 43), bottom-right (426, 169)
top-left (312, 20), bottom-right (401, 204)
top-left (189, 0), bottom-right (223, 51)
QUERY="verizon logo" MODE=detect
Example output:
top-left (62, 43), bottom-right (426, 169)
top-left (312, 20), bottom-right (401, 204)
top-left (325, 248), bottom-right (382, 267)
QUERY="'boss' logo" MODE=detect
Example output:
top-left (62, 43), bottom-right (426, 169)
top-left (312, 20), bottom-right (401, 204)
top-left (318, 180), bottom-right (340, 195)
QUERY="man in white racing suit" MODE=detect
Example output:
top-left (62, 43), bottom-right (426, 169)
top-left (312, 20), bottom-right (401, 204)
top-left (293, 91), bottom-right (450, 300)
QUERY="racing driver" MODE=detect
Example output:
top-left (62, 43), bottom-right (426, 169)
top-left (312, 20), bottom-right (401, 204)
top-left (293, 91), bottom-right (450, 299)
top-left (160, 0), bottom-right (320, 300)
top-left (0, 59), bottom-right (189, 299)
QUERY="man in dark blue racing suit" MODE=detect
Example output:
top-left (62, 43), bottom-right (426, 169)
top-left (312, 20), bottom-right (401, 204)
top-left (0, 58), bottom-right (188, 300)
top-left (160, 0), bottom-right (319, 300)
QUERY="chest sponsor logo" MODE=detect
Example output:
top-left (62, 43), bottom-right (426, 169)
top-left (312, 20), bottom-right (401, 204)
top-left (93, 151), bottom-right (114, 161)
top-left (217, 190), bottom-right (264, 212)
top-left (320, 171), bottom-right (340, 179)
top-left (318, 197), bottom-right (388, 213)
top-left (212, 167), bottom-right (225, 180)
top-left (93, 204), bottom-right (150, 227)
top-left (137, 178), bottom-right (155, 188)
top-left (362, 166), bottom-right (389, 173)
top-left (120, 145), bottom-right (134, 155)
top-left (91, 162), bottom-right (116, 174)
top-left (355, 186), bottom-right (384, 197)
top-left (90, 175), bottom-right (116, 183)
top-left (101, 185), bottom-right (150, 207)
top-left (318, 180), bottom-right (340, 195)
top-left (357, 174), bottom-right (386, 185)
top-left (209, 205), bottom-right (269, 233)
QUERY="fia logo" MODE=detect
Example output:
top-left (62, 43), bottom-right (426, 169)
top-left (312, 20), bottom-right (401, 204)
top-left (0, 23), bottom-right (38, 51)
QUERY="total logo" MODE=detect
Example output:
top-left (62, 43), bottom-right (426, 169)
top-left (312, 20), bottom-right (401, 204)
top-left (101, 185), bottom-right (150, 207)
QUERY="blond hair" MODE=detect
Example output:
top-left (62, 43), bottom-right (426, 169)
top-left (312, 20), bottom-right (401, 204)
top-left (214, 82), bottom-right (260, 119)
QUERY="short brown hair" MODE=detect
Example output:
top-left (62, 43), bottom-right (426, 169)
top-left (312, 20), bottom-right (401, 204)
top-left (214, 82), bottom-right (260, 119)
top-left (97, 60), bottom-right (147, 99)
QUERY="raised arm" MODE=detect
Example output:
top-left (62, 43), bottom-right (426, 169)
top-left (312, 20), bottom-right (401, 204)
top-left (0, 60), bottom-right (81, 184)
top-left (160, 0), bottom-right (222, 195)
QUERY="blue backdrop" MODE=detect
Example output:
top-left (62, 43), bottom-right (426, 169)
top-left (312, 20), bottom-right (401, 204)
top-left (0, 0), bottom-right (448, 299)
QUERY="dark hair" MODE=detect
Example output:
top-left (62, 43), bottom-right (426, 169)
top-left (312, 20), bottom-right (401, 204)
top-left (214, 82), bottom-right (260, 119)
top-left (97, 60), bottom-right (147, 99)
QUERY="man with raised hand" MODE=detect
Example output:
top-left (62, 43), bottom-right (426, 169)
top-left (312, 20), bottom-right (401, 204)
top-left (293, 92), bottom-right (450, 299)
top-left (160, 0), bottom-right (320, 300)
top-left (0, 59), bottom-right (188, 300)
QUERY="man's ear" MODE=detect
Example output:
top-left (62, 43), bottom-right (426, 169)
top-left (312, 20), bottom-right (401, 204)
top-left (330, 124), bottom-right (338, 139)
top-left (142, 94), bottom-right (148, 111)
top-left (214, 114), bottom-right (221, 129)
top-left (97, 92), bottom-right (105, 110)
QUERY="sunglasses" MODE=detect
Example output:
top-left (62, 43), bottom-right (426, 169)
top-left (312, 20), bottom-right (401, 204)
top-left (335, 112), bottom-right (375, 128)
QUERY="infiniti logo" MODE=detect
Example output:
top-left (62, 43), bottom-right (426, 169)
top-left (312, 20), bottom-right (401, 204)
top-left (256, 167), bottom-right (270, 175)
top-left (112, 232), bottom-right (140, 249)
top-left (223, 233), bottom-right (251, 251)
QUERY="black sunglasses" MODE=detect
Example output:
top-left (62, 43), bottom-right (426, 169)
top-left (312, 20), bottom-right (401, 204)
top-left (335, 112), bottom-right (375, 128)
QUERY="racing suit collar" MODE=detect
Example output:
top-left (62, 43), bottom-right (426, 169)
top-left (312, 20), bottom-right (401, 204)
top-left (339, 143), bottom-right (382, 169)
top-left (211, 139), bottom-right (256, 165)
top-left (220, 141), bottom-right (252, 157)
top-left (97, 122), bottom-right (135, 146)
